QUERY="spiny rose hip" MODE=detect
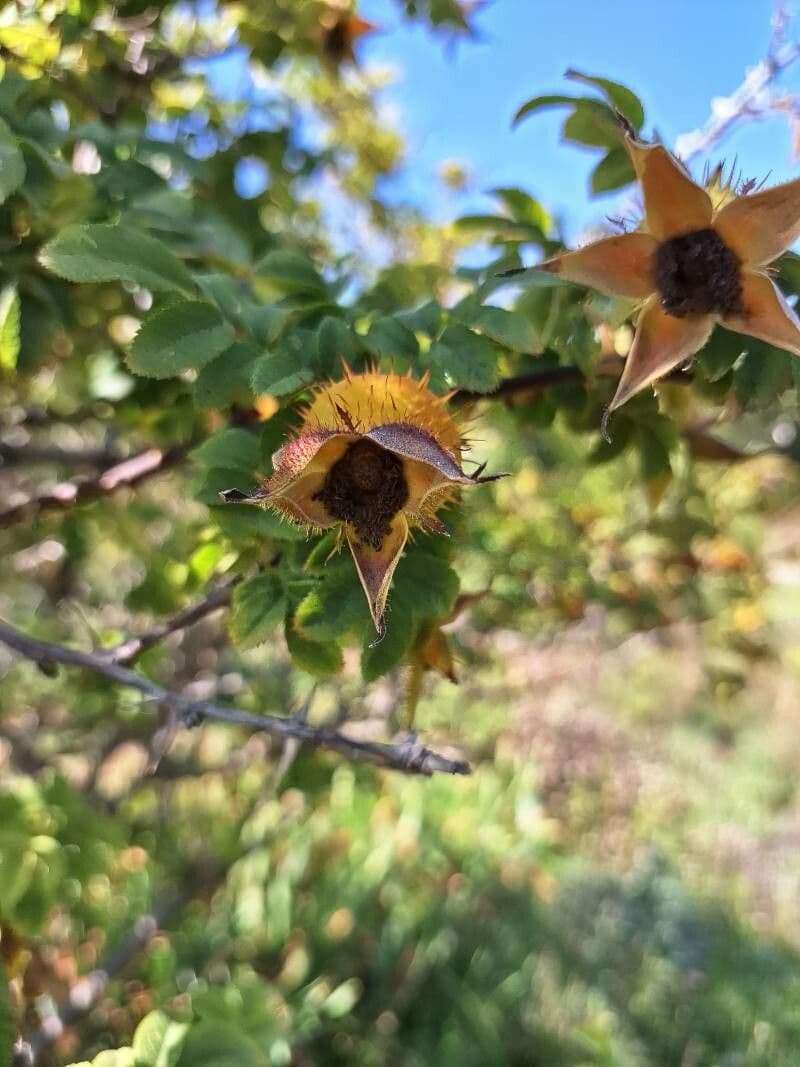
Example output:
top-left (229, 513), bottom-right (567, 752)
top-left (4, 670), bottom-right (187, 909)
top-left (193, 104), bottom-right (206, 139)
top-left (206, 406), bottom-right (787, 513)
top-left (220, 370), bottom-right (498, 635)
top-left (538, 132), bottom-right (800, 415)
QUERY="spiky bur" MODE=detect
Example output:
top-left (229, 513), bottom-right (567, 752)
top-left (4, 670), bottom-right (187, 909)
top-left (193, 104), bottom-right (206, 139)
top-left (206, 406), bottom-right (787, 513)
top-left (220, 370), bottom-right (500, 636)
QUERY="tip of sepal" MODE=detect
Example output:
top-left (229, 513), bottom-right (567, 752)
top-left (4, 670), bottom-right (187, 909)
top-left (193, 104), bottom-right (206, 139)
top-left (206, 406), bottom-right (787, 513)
top-left (600, 407), bottom-right (613, 445)
top-left (219, 487), bottom-right (268, 505)
top-left (369, 616), bottom-right (387, 648)
top-left (218, 488), bottom-right (251, 503)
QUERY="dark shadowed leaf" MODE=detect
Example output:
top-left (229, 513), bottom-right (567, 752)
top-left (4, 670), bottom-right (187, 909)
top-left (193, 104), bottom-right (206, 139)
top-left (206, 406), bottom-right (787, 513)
top-left (230, 573), bottom-right (286, 649)
top-left (428, 324), bottom-right (500, 392)
top-left (285, 615), bottom-right (343, 676)
top-left (0, 117), bottom-right (25, 203)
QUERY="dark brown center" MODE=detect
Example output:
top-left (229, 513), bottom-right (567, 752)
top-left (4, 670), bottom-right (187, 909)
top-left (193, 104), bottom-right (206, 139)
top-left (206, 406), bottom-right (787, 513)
top-left (655, 227), bottom-right (742, 318)
top-left (314, 440), bottom-right (409, 550)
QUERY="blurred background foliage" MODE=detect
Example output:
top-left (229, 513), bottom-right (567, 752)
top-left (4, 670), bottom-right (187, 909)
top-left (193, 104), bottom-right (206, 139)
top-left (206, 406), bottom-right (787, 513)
top-left (3, 0), bottom-right (800, 1064)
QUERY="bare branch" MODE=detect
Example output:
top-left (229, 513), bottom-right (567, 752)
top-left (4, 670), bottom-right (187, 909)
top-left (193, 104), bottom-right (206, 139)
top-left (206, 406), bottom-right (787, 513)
top-left (0, 619), bottom-right (471, 777)
top-left (0, 440), bottom-right (123, 468)
top-left (104, 577), bottom-right (241, 667)
top-left (0, 443), bottom-right (192, 528)
top-left (675, 4), bottom-right (800, 163)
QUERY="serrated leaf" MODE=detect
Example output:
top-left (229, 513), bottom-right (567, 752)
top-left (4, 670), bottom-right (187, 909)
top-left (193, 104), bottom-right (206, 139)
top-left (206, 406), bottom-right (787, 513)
top-left (250, 347), bottom-right (315, 397)
top-left (394, 550), bottom-right (459, 620)
top-left (565, 69), bottom-right (645, 129)
top-left (191, 429), bottom-right (262, 472)
top-left (192, 342), bottom-right (261, 409)
top-left (0, 117), bottom-right (25, 203)
top-left (39, 224), bottom-right (195, 294)
top-left (194, 466), bottom-right (258, 506)
top-left (364, 316), bottom-right (420, 368)
top-left (696, 327), bottom-right (745, 382)
top-left (285, 616), bottom-right (343, 676)
top-left (396, 301), bottom-right (443, 337)
top-left (636, 424), bottom-right (675, 484)
top-left (361, 599), bottom-right (417, 682)
top-left (127, 301), bottom-right (233, 379)
top-left (316, 316), bottom-right (361, 376)
top-left (428, 324), bottom-right (499, 393)
top-left (132, 1010), bottom-right (188, 1067)
top-left (0, 284), bottom-right (20, 371)
top-left (455, 304), bottom-right (537, 353)
top-left (255, 250), bottom-right (328, 296)
top-left (212, 500), bottom-right (307, 541)
top-left (295, 567), bottom-right (370, 642)
top-left (230, 573), bottom-right (286, 648)
top-left (591, 147), bottom-right (635, 193)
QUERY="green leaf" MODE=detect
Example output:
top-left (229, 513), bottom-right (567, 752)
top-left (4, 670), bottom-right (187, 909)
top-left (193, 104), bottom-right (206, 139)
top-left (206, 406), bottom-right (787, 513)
top-left (132, 1010), bottom-right (189, 1067)
top-left (562, 102), bottom-right (621, 149)
top-left (394, 550), bottom-right (459, 620)
top-left (696, 327), bottom-right (745, 382)
top-left (175, 1023), bottom-right (264, 1067)
top-left (191, 429), bottom-right (262, 473)
top-left (323, 978), bottom-right (362, 1019)
top-left (512, 93), bottom-right (585, 127)
top-left (565, 69), bottom-right (645, 129)
top-left (490, 188), bottom-right (551, 232)
top-left (396, 301), bottom-right (443, 337)
top-left (295, 566), bottom-right (370, 642)
top-left (0, 284), bottom-right (20, 371)
top-left (251, 343), bottom-right (315, 397)
top-left (39, 224), bottom-right (195, 294)
top-left (192, 342), bottom-right (261, 409)
top-left (127, 301), bottom-right (233, 379)
top-left (364, 316), bottom-right (420, 369)
top-left (495, 265), bottom-right (570, 289)
top-left (211, 499), bottom-right (307, 541)
top-left (255, 250), bottom-right (328, 297)
top-left (285, 615), bottom-right (343, 676)
top-left (0, 960), bottom-right (12, 1067)
top-left (316, 316), bottom-right (361, 376)
top-left (455, 304), bottom-right (537, 353)
top-left (591, 147), bottom-right (635, 193)
top-left (361, 599), bottom-right (417, 682)
top-left (0, 117), bottom-right (25, 203)
top-left (637, 424), bottom-right (675, 483)
top-left (428, 324), bottom-right (500, 393)
top-left (230, 573), bottom-right (287, 649)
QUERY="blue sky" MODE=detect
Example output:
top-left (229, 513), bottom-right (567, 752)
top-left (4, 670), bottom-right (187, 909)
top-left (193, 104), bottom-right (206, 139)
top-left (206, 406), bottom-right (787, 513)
top-left (356, 0), bottom-right (800, 235)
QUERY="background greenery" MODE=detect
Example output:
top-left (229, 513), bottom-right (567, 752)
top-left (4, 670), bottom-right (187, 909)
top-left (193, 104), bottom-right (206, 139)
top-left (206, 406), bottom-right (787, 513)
top-left (2, 1), bottom-right (800, 1064)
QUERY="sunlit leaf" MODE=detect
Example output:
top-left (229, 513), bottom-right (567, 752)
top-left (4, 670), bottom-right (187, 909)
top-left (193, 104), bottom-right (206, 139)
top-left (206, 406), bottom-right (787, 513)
top-left (39, 224), bottom-right (195, 294)
top-left (127, 301), bottom-right (233, 378)
top-left (0, 285), bottom-right (20, 371)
